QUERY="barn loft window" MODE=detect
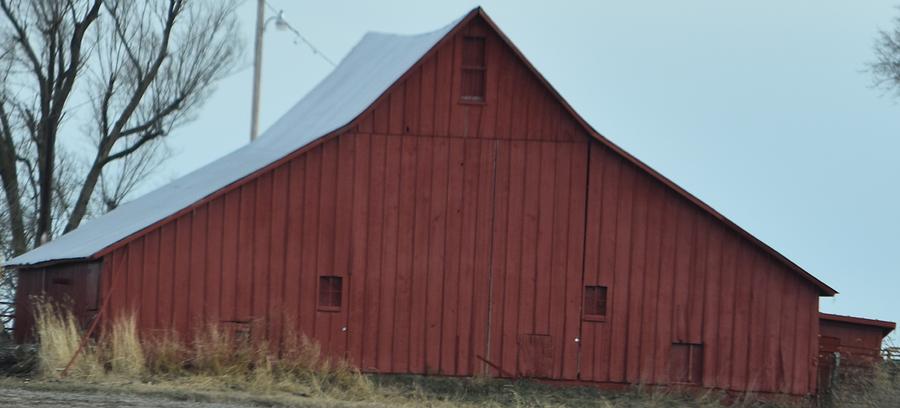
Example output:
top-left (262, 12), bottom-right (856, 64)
top-left (460, 36), bottom-right (486, 102)
top-left (583, 285), bottom-right (608, 320)
top-left (669, 343), bottom-right (704, 384)
top-left (318, 276), bottom-right (343, 311)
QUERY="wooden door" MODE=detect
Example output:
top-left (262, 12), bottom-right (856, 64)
top-left (484, 140), bottom-right (588, 380)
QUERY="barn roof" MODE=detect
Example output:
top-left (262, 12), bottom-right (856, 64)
top-left (5, 14), bottom-right (461, 268)
top-left (5, 8), bottom-right (837, 296)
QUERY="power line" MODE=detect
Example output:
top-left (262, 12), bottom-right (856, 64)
top-left (263, 1), bottom-right (336, 67)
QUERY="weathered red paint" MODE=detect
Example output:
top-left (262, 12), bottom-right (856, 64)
top-left (14, 9), bottom-right (845, 397)
top-left (14, 261), bottom-right (100, 343)
top-left (819, 313), bottom-right (894, 365)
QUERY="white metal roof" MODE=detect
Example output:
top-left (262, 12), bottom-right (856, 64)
top-left (6, 14), bottom-right (463, 267)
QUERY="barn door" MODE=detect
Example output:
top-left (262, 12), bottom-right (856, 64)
top-left (484, 140), bottom-right (588, 380)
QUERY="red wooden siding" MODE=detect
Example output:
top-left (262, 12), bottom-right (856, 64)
top-left (9, 14), bottom-right (824, 397)
top-left (101, 133), bottom-right (498, 377)
top-left (353, 18), bottom-right (588, 144)
top-left (819, 314), bottom-right (894, 365)
top-left (14, 262), bottom-right (100, 343)
top-left (97, 134), bottom-right (821, 394)
top-left (578, 142), bottom-right (820, 395)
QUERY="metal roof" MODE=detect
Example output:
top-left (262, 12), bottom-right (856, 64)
top-left (6, 14), bottom-right (461, 267)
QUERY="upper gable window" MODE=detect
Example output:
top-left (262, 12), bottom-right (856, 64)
top-left (461, 36), bottom-right (486, 102)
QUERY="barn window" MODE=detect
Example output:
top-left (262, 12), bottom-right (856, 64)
top-left (669, 343), bottom-right (703, 384)
top-left (318, 276), bottom-right (343, 311)
top-left (51, 278), bottom-right (72, 285)
top-left (583, 285), bottom-right (608, 320)
top-left (460, 36), bottom-right (486, 102)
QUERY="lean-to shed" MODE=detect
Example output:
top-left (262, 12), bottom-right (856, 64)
top-left (9, 7), bottom-right (850, 397)
top-left (819, 313), bottom-right (895, 366)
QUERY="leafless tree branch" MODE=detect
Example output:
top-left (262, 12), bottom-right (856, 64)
top-left (870, 9), bottom-right (900, 97)
top-left (0, 0), bottom-right (243, 335)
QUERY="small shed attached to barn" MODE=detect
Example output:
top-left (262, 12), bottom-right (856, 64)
top-left (819, 313), bottom-right (895, 366)
top-left (7, 6), bottom-right (889, 399)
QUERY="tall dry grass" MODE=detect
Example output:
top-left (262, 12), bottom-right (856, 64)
top-left (32, 300), bottom-right (102, 378)
top-left (107, 313), bottom-right (145, 378)
top-left (823, 361), bottom-right (900, 407)
top-left (31, 302), bottom-right (372, 399)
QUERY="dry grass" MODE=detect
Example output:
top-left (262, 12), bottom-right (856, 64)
top-left (107, 313), bottom-right (145, 378)
top-left (32, 300), bottom-right (102, 378)
top-left (143, 331), bottom-right (189, 376)
top-left (23, 303), bottom-right (826, 407)
top-left (31, 304), bottom-right (373, 401)
top-left (822, 361), bottom-right (900, 407)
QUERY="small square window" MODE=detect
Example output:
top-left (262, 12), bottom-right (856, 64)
top-left (670, 343), bottom-right (703, 384)
top-left (583, 285), bottom-right (608, 320)
top-left (318, 276), bottom-right (343, 311)
top-left (460, 36), bottom-right (486, 102)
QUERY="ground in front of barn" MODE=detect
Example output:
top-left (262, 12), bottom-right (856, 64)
top-left (0, 384), bottom-right (249, 408)
top-left (4, 307), bottom-right (895, 408)
top-left (0, 375), bottom-right (809, 408)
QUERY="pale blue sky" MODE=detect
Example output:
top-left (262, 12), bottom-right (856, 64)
top-left (158, 1), bottom-right (900, 330)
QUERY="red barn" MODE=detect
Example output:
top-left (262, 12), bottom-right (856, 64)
top-left (7, 7), bottom-right (873, 398)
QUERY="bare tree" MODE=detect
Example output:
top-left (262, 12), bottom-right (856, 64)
top-left (0, 0), bottom-right (242, 332)
top-left (871, 11), bottom-right (900, 96)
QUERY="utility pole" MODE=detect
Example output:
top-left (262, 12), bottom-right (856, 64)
top-left (248, 2), bottom-right (333, 142)
top-left (250, 0), bottom-right (265, 142)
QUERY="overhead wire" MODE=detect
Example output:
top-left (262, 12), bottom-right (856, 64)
top-left (263, 0), bottom-right (337, 67)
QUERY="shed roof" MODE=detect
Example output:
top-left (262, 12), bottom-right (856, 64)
top-left (820, 313), bottom-right (896, 335)
top-left (5, 8), bottom-right (837, 296)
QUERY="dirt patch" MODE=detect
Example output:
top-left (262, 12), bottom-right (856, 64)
top-left (0, 385), bottom-right (253, 408)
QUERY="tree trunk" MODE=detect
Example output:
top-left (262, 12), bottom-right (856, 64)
top-left (0, 140), bottom-right (27, 255)
top-left (64, 149), bottom-right (107, 233)
top-left (35, 127), bottom-right (55, 245)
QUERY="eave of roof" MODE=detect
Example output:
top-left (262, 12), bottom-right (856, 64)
top-left (820, 312), bottom-right (896, 335)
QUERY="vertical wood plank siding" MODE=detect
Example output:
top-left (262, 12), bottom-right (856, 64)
top-left (13, 262), bottom-right (101, 343)
top-left (579, 142), bottom-right (819, 393)
top-left (82, 15), bottom-right (824, 396)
